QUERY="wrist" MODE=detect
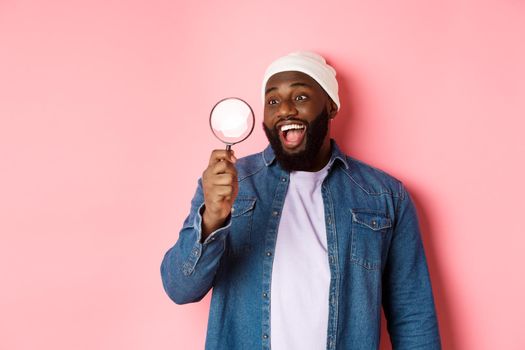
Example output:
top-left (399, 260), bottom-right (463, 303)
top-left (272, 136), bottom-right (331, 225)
top-left (201, 207), bottom-right (226, 239)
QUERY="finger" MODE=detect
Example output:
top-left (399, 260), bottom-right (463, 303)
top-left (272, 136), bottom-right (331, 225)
top-left (211, 173), bottom-right (236, 186)
top-left (208, 149), bottom-right (236, 166)
top-left (210, 160), bottom-right (238, 175)
top-left (207, 185), bottom-right (238, 205)
top-left (213, 184), bottom-right (235, 197)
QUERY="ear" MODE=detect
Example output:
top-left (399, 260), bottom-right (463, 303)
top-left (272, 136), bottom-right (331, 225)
top-left (327, 99), bottom-right (338, 119)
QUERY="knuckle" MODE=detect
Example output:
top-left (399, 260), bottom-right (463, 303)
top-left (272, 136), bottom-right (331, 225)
top-left (213, 149), bottom-right (225, 157)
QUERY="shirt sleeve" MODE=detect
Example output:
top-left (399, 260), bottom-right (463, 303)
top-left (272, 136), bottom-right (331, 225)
top-left (160, 178), bottom-right (231, 304)
top-left (382, 183), bottom-right (442, 349)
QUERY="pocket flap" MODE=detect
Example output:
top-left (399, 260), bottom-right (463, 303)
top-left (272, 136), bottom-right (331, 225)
top-left (351, 210), bottom-right (391, 231)
top-left (231, 197), bottom-right (256, 217)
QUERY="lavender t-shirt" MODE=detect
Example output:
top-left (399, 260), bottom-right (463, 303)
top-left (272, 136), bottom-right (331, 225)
top-left (271, 163), bottom-right (330, 349)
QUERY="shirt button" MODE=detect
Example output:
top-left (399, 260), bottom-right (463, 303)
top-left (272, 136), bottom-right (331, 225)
top-left (329, 255), bottom-right (335, 264)
top-left (281, 177), bottom-right (287, 182)
top-left (263, 334), bottom-right (268, 339)
top-left (263, 292), bottom-right (268, 298)
top-left (327, 216), bottom-right (332, 224)
top-left (272, 210), bottom-right (279, 217)
top-left (266, 251), bottom-right (272, 257)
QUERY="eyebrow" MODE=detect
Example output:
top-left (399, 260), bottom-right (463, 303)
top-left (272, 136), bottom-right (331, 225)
top-left (265, 82), bottom-right (312, 95)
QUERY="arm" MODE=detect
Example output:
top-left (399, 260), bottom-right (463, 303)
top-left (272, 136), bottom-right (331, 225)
top-left (161, 150), bottom-right (238, 305)
top-left (382, 184), bottom-right (441, 349)
top-left (160, 179), bottom-right (231, 304)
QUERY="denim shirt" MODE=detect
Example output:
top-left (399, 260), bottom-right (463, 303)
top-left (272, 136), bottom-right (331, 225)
top-left (161, 140), bottom-right (441, 350)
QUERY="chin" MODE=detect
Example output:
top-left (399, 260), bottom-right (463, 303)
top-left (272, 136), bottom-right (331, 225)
top-left (281, 143), bottom-right (307, 154)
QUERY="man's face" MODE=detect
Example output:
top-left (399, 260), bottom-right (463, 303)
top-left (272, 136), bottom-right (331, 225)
top-left (263, 71), bottom-right (335, 171)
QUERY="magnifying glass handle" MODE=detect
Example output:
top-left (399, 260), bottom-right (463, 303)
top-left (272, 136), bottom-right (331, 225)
top-left (226, 144), bottom-right (232, 151)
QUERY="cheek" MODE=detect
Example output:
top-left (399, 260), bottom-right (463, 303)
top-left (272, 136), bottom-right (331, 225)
top-left (262, 113), bottom-right (273, 128)
top-left (262, 121), bottom-right (273, 133)
top-left (302, 103), bottom-right (322, 114)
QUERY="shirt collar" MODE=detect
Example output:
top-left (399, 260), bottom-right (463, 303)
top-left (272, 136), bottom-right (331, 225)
top-left (262, 139), bottom-right (349, 171)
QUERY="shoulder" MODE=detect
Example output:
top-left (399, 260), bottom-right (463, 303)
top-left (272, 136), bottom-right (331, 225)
top-left (341, 155), bottom-right (405, 198)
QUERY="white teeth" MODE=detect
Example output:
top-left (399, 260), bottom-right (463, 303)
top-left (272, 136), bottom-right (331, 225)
top-left (280, 124), bottom-right (305, 132)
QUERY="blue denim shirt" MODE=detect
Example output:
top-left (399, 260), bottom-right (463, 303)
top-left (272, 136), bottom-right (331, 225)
top-left (161, 140), bottom-right (441, 349)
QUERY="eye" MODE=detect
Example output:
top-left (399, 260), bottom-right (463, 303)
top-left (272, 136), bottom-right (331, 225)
top-left (267, 98), bottom-right (279, 105)
top-left (295, 95), bottom-right (308, 101)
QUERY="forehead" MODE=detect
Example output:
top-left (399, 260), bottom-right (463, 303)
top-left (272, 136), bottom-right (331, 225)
top-left (265, 71), bottom-right (324, 94)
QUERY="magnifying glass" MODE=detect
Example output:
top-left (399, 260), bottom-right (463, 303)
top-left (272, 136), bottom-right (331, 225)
top-left (210, 97), bottom-right (255, 150)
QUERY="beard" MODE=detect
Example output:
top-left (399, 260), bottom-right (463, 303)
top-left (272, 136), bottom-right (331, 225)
top-left (263, 108), bottom-right (329, 172)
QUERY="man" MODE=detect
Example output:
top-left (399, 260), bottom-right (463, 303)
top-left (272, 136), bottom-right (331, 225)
top-left (161, 51), bottom-right (441, 349)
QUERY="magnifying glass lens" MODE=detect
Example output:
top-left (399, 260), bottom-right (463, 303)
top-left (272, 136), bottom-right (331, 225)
top-left (210, 98), bottom-right (255, 150)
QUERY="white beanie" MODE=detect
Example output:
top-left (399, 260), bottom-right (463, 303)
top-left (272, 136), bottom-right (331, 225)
top-left (262, 51), bottom-right (340, 110)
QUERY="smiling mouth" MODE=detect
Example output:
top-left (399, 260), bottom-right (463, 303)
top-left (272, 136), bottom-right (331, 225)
top-left (279, 123), bottom-right (307, 149)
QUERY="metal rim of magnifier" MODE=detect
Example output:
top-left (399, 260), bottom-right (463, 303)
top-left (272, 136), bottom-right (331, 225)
top-left (209, 97), bottom-right (255, 150)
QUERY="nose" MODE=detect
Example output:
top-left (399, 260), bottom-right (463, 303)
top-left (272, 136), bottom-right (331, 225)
top-left (277, 99), bottom-right (298, 119)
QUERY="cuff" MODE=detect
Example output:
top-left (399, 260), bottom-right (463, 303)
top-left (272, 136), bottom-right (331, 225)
top-left (194, 203), bottom-right (232, 245)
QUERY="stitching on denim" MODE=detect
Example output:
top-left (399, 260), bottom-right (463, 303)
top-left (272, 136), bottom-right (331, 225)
top-left (342, 170), bottom-right (394, 196)
top-left (229, 196), bottom-right (255, 256)
top-left (351, 208), bottom-right (388, 271)
top-left (351, 209), bottom-right (392, 230)
top-left (231, 197), bottom-right (256, 217)
top-left (394, 182), bottom-right (406, 222)
top-left (322, 184), bottom-right (340, 348)
top-left (237, 161), bottom-right (266, 182)
top-left (228, 199), bottom-right (255, 256)
top-left (181, 261), bottom-right (193, 276)
top-left (343, 156), bottom-right (405, 197)
top-left (262, 147), bottom-right (271, 165)
top-left (351, 258), bottom-right (380, 271)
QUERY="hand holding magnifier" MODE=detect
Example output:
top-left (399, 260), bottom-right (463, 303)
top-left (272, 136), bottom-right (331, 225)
top-left (210, 97), bottom-right (255, 150)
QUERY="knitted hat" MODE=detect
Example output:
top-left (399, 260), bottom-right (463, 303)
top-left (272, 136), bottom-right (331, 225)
top-left (262, 51), bottom-right (340, 110)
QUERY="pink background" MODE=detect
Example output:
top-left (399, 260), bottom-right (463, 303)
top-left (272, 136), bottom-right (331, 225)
top-left (1, 0), bottom-right (524, 349)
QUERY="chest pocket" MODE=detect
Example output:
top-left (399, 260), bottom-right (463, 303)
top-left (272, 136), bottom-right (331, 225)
top-left (228, 197), bottom-right (256, 256)
top-left (351, 209), bottom-right (392, 270)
